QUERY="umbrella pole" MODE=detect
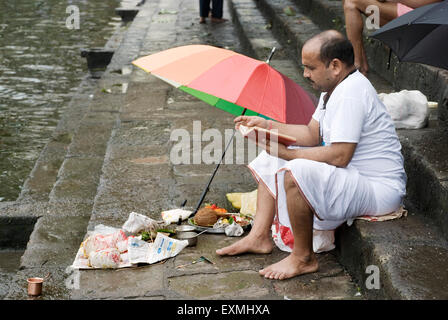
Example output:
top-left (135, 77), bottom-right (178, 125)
top-left (191, 108), bottom-right (247, 216)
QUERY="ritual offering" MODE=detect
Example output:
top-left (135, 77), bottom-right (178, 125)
top-left (188, 203), bottom-right (253, 234)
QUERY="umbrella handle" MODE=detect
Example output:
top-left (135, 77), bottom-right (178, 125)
top-left (190, 108), bottom-right (247, 217)
top-left (266, 47), bottom-right (276, 64)
top-left (387, 48), bottom-right (392, 70)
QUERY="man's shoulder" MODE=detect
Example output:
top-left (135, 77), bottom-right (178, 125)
top-left (334, 71), bottom-right (376, 101)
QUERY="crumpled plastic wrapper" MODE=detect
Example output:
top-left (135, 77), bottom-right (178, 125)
top-left (122, 211), bottom-right (164, 234)
top-left (161, 208), bottom-right (192, 225)
top-left (225, 222), bottom-right (244, 237)
top-left (82, 229), bottom-right (128, 259)
top-left (89, 248), bottom-right (121, 269)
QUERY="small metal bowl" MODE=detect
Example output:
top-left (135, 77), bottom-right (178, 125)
top-left (176, 231), bottom-right (198, 247)
top-left (27, 277), bottom-right (44, 296)
top-left (176, 225), bottom-right (197, 233)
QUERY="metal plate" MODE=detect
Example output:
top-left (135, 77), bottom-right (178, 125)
top-left (187, 218), bottom-right (226, 233)
top-left (187, 216), bottom-right (252, 234)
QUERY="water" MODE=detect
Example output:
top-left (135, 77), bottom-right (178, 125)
top-left (0, 0), bottom-right (121, 201)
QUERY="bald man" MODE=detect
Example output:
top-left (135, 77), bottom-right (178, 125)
top-left (216, 30), bottom-right (406, 280)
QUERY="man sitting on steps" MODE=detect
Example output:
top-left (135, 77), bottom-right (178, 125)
top-left (216, 30), bottom-right (407, 280)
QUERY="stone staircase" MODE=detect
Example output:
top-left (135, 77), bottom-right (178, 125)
top-left (227, 0), bottom-right (448, 299)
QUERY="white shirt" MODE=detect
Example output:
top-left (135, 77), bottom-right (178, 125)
top-left (311, 70), bottom-right (407, 196)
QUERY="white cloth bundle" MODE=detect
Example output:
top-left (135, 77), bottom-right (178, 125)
top-left (378, 90), bottom-right (428, 129)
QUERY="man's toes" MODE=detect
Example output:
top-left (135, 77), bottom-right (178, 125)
top-left (278, 272), bottom-right (287, 280)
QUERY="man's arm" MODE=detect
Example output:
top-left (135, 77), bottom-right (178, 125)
top-left (270, 118), bottom-right (320, 147)
top-left (234, 116), bottom-right (320, 147)
top-left (265, 141), bottom-right (357, 168)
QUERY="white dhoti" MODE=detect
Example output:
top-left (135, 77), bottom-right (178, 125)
top-left (248, 150), bottom-right (402, 252)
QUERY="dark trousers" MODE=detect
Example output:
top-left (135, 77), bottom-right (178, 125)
top-left (199, 0), bottom-right (223, 18)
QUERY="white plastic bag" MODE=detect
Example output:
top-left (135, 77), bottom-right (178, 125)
top-left (161, 208), bottom-right (192, 225)
top-left (122, 212), bottom-right (163, 234)
top-left (82, 229), bottom-right (128, 258)
top-left (89, 248), bottom-right (121, 269)
top-left (378, 90), bottom-right (428, 129)
top-left (225, 222), bottom-right (244, 237)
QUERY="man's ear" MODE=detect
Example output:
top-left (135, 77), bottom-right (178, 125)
top-left (330, 58), bottom-right (343, 74)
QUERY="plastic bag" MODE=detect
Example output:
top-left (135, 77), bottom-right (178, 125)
top-left (122, 211), bottom-right (163, 234)
top-left (161, 208), bottom-right (192, 225)
top-left (82, 229), bottom-right (128, 258)
top-left (225, 222), bottom-right (244, 237)
top-left (378, 90), bottom-right (428, 129)
top-left (89, 248), bottom-right (121, 269)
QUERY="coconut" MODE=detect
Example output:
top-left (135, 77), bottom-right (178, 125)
top-left (193, 208), bottom-right (219, 226)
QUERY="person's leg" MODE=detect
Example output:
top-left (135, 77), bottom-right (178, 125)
top-left (211, 0), bottom-right (223, 18)
top-left (216, 181), bottom-right (274, 255)
top-left (211, 0), bottom-right (227, 23)
top-left (199, 0), bottom-right (210, 23)
top-left (343, 0), bottom-right (397, 75)
top-left (259, 171), bottom-right (318, 280)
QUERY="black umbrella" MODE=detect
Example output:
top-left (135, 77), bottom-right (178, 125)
top-left (371, 1), bottom-right (448, 70)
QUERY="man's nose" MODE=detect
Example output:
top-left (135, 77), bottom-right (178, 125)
top-left (303, 69), bottom-right (309, 78)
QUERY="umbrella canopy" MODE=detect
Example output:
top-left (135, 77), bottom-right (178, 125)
top-left (132, 45), bottom-right (316, 124)
top-left (371, 1), bottom-right (448, 70)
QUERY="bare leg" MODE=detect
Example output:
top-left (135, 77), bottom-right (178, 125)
top-left (259, 171), bottom-right (318, 280)
top-left (344, 0), bottom-right (370, 75)
top-left (343, 0), bottom-right (397, 76)
top-left (216, 181), bottom-right (274, 255)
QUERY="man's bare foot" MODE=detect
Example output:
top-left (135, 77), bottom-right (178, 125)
top-left (216, 233), bottom-right (273, 256)
top-left (211, 17), bottom-right (228, 23)
top-left (259, 254), bottom-right (318, 280)
top-left (199, 17), bottom-right (206, 24)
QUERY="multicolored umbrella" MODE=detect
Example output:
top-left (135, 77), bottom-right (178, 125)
top-left (132, 45), bottom-right (316, 215)
top-left (132, 44), bottom-right (315, 124)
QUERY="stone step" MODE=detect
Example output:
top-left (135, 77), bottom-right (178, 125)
top-left (336, 205), bottom-right (448, 299)
top-left (229, 0), bottom-right (448, 299)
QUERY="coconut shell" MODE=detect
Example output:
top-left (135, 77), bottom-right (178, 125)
top-left (194, 208), bottom-right (219, 227)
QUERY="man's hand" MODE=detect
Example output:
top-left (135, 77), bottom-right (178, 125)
top-left (234, 115), bottom-right (268, 130)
